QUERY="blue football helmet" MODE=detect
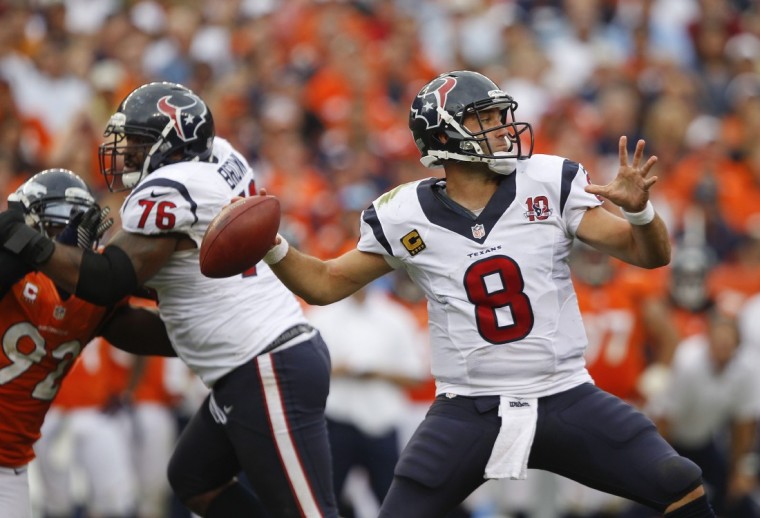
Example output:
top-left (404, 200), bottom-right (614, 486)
top-left (99, 81), bottom-right (215, 192)
top-left (11, 168), bottom-right (97, 239)
top-left (409, 70), bottom-right (533, 175)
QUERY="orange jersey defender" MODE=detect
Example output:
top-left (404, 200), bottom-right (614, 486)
top-left (0, 272), bottom-right (120, 467)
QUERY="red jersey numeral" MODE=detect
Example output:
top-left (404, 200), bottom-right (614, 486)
top-left (464, 255), bottom-right (534, 344)
top-left (137, 200), bottom-right (177, 230)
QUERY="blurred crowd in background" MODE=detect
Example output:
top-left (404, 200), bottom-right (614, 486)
top-left (3, 0), bottom-right (760, 517)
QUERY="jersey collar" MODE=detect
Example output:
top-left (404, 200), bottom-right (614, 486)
top-left (417, 174), bottom-right (517, 242)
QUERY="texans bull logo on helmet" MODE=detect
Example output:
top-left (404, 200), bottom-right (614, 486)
top-left (157, 93), bottom-right (209, 143)
top-left (411, 76), bottom-right (457, 130)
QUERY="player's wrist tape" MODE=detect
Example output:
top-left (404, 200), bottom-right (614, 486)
top-left (262, 235), bottom-right (289, 265)
top-left (621, 201), bottom-right (655, 226)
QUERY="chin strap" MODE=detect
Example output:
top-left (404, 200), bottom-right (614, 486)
top-left (126, 120), bottom-right (177, 188)
top-left (425, 150), bottom-right (517, 176)
top-left (487, 153), bottom-right (518, 176)
top-left (424, 111), bottom-right (518, 175)
top-left (420, 155), bottom-right (442, 168)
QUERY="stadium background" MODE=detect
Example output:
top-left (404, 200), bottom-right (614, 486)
top-left (1, 0), bottom-right (760, 517)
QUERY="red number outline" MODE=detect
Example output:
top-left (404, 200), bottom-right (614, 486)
top-left (463, 255), bottom-right (534, 344)
top-left (137, 199), bottom-right (177, 230)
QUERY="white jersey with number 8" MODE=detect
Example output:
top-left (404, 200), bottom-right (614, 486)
top-left (358, 155), bottom-right (602, 398)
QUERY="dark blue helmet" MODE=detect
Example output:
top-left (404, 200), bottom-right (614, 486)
top-left (99, 82), bottom-right (215, 192)
top-left (12, 168), bottom-right (97, 238)
top-left (409, 70), bottom-right (533, 175)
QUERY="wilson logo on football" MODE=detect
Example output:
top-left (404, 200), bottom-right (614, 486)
top-left (401, 230), bottom-right (426, 256)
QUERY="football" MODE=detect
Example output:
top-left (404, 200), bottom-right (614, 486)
top-left (200, 195), bottom-right (281, 278)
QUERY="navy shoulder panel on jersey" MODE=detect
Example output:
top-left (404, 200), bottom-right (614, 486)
top-left (417, 174), bottom-right (516, 243)
top-left (559, 160), bottom-right (580, 217)
top-left (362, 205), bottom-right (393, 256)
top-left (126, 177), bottom-right (199, 225)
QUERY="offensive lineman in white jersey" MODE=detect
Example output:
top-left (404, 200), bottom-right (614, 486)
top-left (0, 83), bottom-right (338, 517)
top-left (261, 71), bottom-right (716, 517)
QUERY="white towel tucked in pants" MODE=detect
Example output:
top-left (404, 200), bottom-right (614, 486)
top-left (484, 396), bottom-right (538, 480)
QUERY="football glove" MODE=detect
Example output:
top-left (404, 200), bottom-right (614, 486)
top-left (57, 206), bottom-right (114, 249)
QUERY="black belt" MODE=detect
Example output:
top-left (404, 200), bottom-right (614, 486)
top-left (260, 324), bottom-right (314, 355)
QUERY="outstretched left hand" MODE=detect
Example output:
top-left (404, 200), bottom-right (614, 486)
top-left (585, 136), bottom-right (658, 213)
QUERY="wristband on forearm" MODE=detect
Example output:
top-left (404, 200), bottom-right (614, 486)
top-left (262, 235), bottom-right (289, 265)
top-left (75, 246), bottom-right (138, 306)
top-left (4, 225), bottom-right (55, 266)
top-left (621, 201), bottom-right (655, 226)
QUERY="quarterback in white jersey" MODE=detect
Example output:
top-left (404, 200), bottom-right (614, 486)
top-left (16, 83), bottom-right (338, 518)
top-left (357, 155), bottom-right (598, 398)
top-left (263, 71), bottom-right (716, 517)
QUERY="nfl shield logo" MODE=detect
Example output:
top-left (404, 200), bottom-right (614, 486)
top-left (471, 223), bottom-right (486, 239)
top-left (53, 306), bottom-right (66, 320)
